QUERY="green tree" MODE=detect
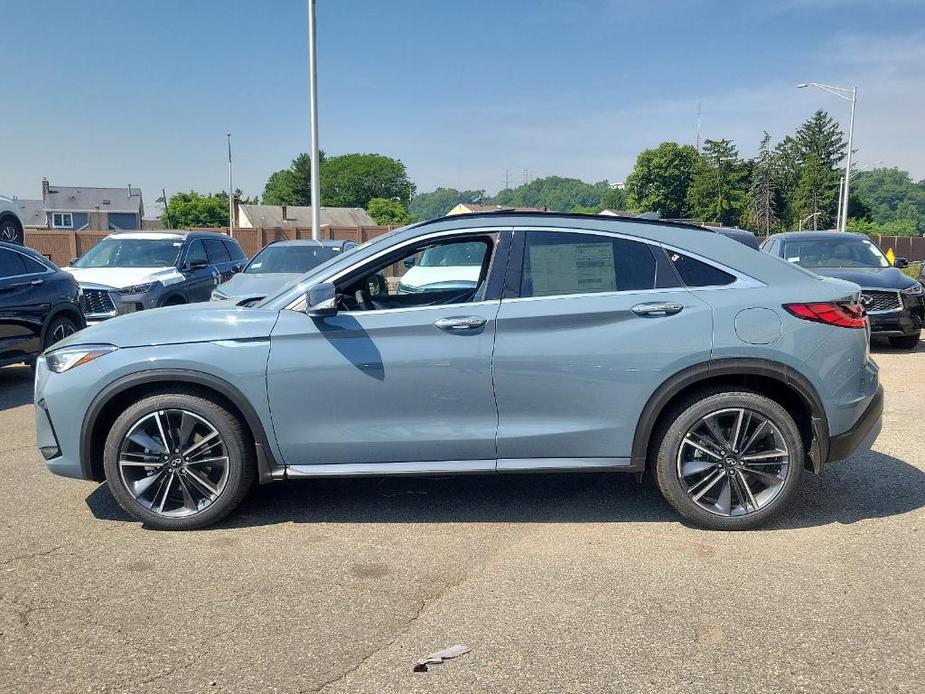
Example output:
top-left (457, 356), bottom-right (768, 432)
top-left (162, 191), bottom-right (229, 228)
top-left (600, 186), bottom-right (629, 211)
top-left (772, 135), bottom-right (802, 229)
top-left (262, 152), bottom-right (325, 206)
top-left (321, 153), bottom-right (415, 208)
top-left (746, 132), bottom-right (779, 234)
top-left (851, 168), bottom-right (925, 234)
top-left (794, 153), bottom-right (832, 230)
top-left (409, 188), bottom-right (486, 221)
top-left (792, 110), bottom-right (846, 229)
top-left (686, 138), bottom-right (749, 227)
top-left (492, 176), bottom-right (610, 212)
top-left (366, 197), bottom-right (411, 226)
top-left (625, 142), bottom-right (700, 218)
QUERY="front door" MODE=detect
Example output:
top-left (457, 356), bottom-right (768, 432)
top-left (181, 240), bottom-right (217, 302)
top-left (492, 228), bottom-right (713, 467)
top-left (267, 230), bottom-right (510, 467)
top-left (0, 248), bottom-right (50, 360)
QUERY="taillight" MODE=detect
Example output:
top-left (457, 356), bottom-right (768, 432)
top-left (783, 301), bottom-right (867, 329)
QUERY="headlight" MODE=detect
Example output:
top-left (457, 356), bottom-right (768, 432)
top-left (118, 282), bottom-right (159, 294)
top-left (45, 344), bottom-right (118, 373)
top-left (901, 283), bottom-right (923, 296)
top-left (211, 289), bottom-right (228, 300)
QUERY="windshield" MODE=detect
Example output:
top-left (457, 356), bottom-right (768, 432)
top-left (74, 238), bottom-right (182, 268)
top-left (246, 245), bottom-right (336, 274)
top-left (782, 238), bottom-right (890, 269)
top-left (418, 241), bottom-right (486, 267)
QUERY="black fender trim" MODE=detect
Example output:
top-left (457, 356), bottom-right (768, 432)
top-left (630, 358), bottom-right (830, 472)
top-left (80, 369), bottom-right (281, 484)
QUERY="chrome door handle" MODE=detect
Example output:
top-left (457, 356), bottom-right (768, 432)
top-left (29, 279), bottom-right (45, 286)
top-left (434, 316), bottom-right (487, 331)
top-left (631, 302), bottom-right (684, 317)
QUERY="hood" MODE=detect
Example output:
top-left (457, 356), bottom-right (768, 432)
top-left (808, 266), bottom-right (917, 290)
top-left (55, 302), bottom-right (278, 349)
top-left (215, 273), bottom-right (302, 300)
top-left (65, 265), bottom-right (184, 290)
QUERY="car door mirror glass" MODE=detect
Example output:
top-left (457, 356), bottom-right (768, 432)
top-left (403, 256), bottom-right (415, 269)
top-left (894, 257), bottom-right (909, 269)
top-left (306, 282), bottom-right (338, 317)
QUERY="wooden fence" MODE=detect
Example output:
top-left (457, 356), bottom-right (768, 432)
top-left (24, 225), bottom-right (397, 267)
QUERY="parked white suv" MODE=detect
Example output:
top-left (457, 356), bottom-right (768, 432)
top-left (0, 195), bottom-right (25, 245)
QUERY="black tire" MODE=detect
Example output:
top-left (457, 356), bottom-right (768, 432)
top-left (103, 390), bottom-right (255, 530)
top-left (888, 333), bottom-right (920, 350)
top-left (161, 296), bottom-right (186, 307)
top-left (43, 313), bottom-right (80, 350)
top-left (652, 388), bottom-right (804, 530)
top-left (0, 215), bottom-right (24, 245)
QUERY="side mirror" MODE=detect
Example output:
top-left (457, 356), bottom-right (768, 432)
top-left (69, 257), bottom-right (79, 266)
top-left (305, 282), bottom-right (338, 317)
top-left (403, 256), bottom-right (416, 269)
top-left (232, 264), bottom-right (244, 273)
top-left (186, 259), bottom-right (209, 271)
top-left (894, 257), bottom-right (909, 269)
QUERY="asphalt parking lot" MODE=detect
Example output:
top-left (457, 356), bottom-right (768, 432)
top-left (1, 345), bottom-right (924, 694)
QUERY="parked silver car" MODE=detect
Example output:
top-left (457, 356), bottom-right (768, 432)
top-left (35, 213), bottom-right (882, 530)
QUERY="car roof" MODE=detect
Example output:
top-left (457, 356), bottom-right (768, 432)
top-left (107, 230), bottom-right (240, 243)
top-left (415, 210), bottom-right (711, 233)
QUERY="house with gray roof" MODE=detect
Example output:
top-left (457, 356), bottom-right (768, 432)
top-left (19, 178), bottom-right (144, 230)
top-left (237, 203), bottom-right (375, 228)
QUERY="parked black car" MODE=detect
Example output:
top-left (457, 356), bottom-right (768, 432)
top-left (761, 231), bottom-right (924, 348)
top-left (0, 241), bottom-right (85, 368)
top-left (65, 231), bottom-right (247, 322)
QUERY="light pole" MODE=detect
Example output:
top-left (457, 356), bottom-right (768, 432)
top-left (799, 211), bottom-right (821, 231)
top-left (226, 132), bottom-right (234, 238)
top-left (797, 82), bottom-right (857, 232)
top-left (307, 0), bottom-right (321, 240)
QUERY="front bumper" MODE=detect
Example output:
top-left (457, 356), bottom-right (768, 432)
top-left (81, 286), bottom-right (162, 323)
top-left (826, 384), bottom-right (884, 464)
top-left (866, 292), bottom-right (924, 337)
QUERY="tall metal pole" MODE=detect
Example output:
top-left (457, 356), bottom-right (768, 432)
top-left (308, 0), bottom-right (321, 240)
top-left (839, 87), bottom-right (857, 232)
top-left (226, 132), bottom-right (234, 238)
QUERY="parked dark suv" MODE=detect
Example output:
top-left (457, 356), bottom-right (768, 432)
top-left (762, 231), bottom-right (923, 348)
top-left (0, 241), bottom-right (85, 368)
top-left (65, 231), bottom-right (247, 322)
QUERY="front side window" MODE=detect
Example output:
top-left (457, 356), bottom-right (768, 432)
top-left (74, 238), bottom-right (183, 268)
top-left (185, 241), bottom-right (208, 266)
top-left (781, 238), bottom-right (890, 269)
top-left (520, 231), bottom-right (657, 298)
top-left (338, 236), bottom-right (493, 311)
top-left (52, 212), bottom-right (73, 228)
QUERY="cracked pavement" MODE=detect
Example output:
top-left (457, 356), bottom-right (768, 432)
top-left (1, 345), bottom-right (924, 693)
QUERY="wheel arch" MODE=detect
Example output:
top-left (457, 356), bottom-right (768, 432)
top-left (0, 212), bottom-right (24, 243)
top-left (80, 369), bottom-right (280, 484)
top-left (40, 303), bottom-right (85, 347)
top-left (632, 358), bottom-right (829, 473)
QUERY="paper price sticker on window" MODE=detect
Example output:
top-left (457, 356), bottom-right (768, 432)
top-left (529, 242), bottom-right (616, 296)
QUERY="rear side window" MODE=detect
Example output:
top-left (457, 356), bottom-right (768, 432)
top-left (0, 249), bottom-right (27, 278)
top-left (520, 231), bottom-right (657, 298)
top-left (204, 238), bottom-right (231, 264)
top-left (668, 251), bottom-right (736, 287)
top-left (20, 255), bottom-right (48, 274)
top-left (224, 240), bottom-right (246, 262)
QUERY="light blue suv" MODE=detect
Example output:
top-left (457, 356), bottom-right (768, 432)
top-left (34, 213), bottom-right (883, 530)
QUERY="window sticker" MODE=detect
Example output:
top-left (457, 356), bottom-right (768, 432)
top-left (529, 242), bottom-right (616, 296)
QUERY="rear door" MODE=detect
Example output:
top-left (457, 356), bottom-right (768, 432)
top-left (204, 238), bottom-right (236, 282)
top-left (0, 248), bottom-right (52, 359)
top-left (491, 228), bottom-right (713, 468)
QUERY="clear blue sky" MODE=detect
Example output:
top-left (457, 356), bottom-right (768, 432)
top-left (3, 0), bottom-right (924, 215)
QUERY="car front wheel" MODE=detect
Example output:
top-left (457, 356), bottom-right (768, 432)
top-left (653, 389), bottom-right (804, 530)
top-left (103, 390), bottom-right (255, 530)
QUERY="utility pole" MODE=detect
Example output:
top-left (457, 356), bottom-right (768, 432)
top-left (307, 0), bottom-right (321, 240)
top-left (523, 169), bottom-right (529, 186)
top-left (503, 168), bottom-right (510, 190)
top-left (160, 188), bottom-right (172, 229)
top-left (695, 99), bottom-right (702, 153)
top-left (226, 133), bottom-right (234, 238)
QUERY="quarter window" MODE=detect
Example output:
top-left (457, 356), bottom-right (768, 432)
top-left (52, 212), bottom-right (73, 228)
top-left (668, 251), bottom-right (736, 287)
top-left (520, 231), bottom-right (657, 298)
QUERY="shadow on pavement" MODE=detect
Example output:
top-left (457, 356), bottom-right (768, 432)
top-left (0, 366), bottom-right (33, 411)
top-left (85, 450), bottom-right (925, 531)
top-left (871, 338), bottom-right (925, 354)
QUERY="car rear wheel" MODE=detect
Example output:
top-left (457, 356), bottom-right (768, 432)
top-left (103, 390), bottom-right (255, 530)
top-left (0, 216), bottom-right (23, 245)
top-left (888, 333), bottom-right (920, 350)
top-left (653, 389), bottom-right (804, 530)
top-left (43, 314), bottom-right (79, 350)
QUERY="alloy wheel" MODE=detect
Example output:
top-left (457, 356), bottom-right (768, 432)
top-left (117, 409), bottom-right (230, 517)
top-left (676, 407), bottom-right (791, 517)
top-left (50, 321), bottom-right (76, 345)
top-left (0, 225), bottom-right (18, 242)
